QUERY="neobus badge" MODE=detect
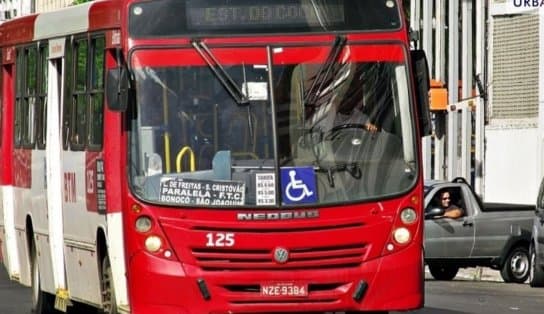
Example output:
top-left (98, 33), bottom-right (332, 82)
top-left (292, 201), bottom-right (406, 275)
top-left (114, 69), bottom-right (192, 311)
top-left (237, 210), bottom-right (319, 221)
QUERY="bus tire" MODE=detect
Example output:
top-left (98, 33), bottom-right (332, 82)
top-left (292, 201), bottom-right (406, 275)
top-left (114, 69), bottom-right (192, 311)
top-left (31, 240), bottom-right (56, 314)
top-left (500, 246), bottom-right (530, 283)
top-left (100, 255), bottom-right (118, 314)
top-left (428, 263), bottom-right (458, 281)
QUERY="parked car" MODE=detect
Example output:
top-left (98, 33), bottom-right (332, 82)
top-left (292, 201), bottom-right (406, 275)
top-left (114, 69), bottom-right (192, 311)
top-left (424, 177), bottom-right (535, 283)
top-left (529, 177), bottom-right (544, 287)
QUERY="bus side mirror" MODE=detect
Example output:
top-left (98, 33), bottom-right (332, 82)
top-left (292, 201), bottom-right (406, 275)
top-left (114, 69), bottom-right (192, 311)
top-left (410, 49), bottom-right (432, 137)
top-left (106, 66), bottom-right (130, 112)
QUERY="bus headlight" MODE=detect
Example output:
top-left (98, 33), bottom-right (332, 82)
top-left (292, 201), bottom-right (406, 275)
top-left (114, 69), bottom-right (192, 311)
top-left (393, 227), bottom-right (411, 244)
top-left (145, 235), bottom-right (162, 253)
top-left (400, 208), bottom-right (417, 224)
top-left (135, 216), bottom-right (153, 233)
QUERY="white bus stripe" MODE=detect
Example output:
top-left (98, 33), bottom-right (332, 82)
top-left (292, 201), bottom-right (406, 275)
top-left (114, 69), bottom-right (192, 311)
top-left (34, 3), bottom-right (92, 40)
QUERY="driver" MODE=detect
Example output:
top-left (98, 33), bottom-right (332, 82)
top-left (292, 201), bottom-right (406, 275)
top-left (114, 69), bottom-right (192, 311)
top-left (290, 61), bottom-right (381, 135)
top-left (436, 191), bottom-right (465, 219)
top-left (335, 100), bottom-right (378, 133)
top-left (326, 63), bottom-right (378, 133)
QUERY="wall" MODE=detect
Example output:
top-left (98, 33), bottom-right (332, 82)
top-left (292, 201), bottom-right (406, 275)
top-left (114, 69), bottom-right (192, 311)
top-left (484, 126), bottom-right (540, 204)
top-left (486, 3), bottom-right (544, 205)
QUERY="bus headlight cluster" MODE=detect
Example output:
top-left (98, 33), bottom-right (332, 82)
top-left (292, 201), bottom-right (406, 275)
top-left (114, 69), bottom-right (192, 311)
top-left (400, 208), bottom-right (417, 224)
top-left (384, 202), bottom-right (419, 254)
top-left (393, 227), bottom-right (411, 244)
top-left (145, 235), bottom-right (162, 253)
top-left (135, 216), bottom-right (153, 233)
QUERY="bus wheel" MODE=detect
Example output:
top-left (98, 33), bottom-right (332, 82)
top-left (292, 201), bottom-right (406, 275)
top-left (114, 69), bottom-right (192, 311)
top-left (31, 241), bottom-right (56, 314)
top-left (100, 255), bottom-right (118, 314)
top-left (501, 246), bottom-right (530, 283)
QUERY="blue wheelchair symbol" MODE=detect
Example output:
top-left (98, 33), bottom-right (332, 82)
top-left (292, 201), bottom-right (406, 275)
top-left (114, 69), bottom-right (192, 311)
top-left (280, 167), bottom-right (317, 204)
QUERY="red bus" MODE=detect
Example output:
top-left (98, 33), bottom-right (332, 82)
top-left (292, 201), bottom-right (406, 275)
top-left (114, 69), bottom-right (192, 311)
top-left (0, 0), bottom-right (431, 313)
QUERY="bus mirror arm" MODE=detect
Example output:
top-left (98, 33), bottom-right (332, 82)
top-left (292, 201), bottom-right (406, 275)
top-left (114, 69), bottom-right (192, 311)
top-left (106, 49), bottom-right (130, 112)
top-left (410, 49), bottom-right (432, 137)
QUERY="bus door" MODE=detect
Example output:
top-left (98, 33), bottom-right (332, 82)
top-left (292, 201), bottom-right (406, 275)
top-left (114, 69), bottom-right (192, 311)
top-left (45, 38), bottom-right (68, 306)
top-left (0, 48), bottom-right (20, 279)
top-left (0, 60), bottom-right (4, 265)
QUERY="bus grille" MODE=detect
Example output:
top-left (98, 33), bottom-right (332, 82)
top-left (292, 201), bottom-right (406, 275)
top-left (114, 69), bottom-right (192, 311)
top-left (191, 243), bottom-right (367, 271)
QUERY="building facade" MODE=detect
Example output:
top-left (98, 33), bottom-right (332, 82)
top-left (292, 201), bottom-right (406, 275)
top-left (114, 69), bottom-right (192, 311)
top-left (0, 0), bottom-right (76, 22)
top-left (486, 1), bottom-right (544, 204)
top-left (0, 0), bottom-right (30, 21)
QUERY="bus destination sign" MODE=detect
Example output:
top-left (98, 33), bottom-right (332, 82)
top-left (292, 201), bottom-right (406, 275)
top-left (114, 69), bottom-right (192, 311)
top-left (160, 177), bottom-right (245, 206)
top-left (129, 0), bottom-right (400, 38)
top-left (186, 0), bottom-right (345, 30)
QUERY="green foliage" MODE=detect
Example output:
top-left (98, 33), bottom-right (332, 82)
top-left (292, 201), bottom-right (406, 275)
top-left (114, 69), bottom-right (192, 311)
top-left (72, 0), bottom-right (92, 5)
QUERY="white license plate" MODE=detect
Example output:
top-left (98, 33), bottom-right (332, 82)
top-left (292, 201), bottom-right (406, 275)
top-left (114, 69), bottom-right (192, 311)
top-left (260, 282), bottom-right (308, 297)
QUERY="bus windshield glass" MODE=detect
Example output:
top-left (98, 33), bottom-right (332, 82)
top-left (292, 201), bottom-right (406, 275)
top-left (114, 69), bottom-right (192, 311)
top-left (129, 0), bottom-right (401, 37)
top-left (129, 43), bottom-right (417, 208)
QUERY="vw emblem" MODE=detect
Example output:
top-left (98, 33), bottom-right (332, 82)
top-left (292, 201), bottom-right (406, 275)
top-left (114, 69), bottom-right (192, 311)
top-left (273, 247), bottom-right (289, 264)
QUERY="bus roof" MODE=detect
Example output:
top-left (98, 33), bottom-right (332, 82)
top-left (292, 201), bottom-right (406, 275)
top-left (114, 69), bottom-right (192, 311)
top-left (0, 0), bottom-right (120, 46)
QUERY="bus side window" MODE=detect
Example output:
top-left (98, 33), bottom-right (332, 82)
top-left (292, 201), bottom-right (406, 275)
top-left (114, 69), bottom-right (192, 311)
top-left (71, 37), bottom-right (88, 150)
top-left (67, 35), bottom-right (106, 152)
top-left (36, 44), bottom-right (48, 150)
top-left (88, 36), bottom-right (105, 150)
top-left (14, 46), bottom-right (38, 149)
top-left (14, 48), bottom-right (24, 147)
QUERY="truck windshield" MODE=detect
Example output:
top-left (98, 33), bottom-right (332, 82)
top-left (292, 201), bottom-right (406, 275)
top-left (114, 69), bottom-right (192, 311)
top-left (129, 44), bottom-right (417, 207)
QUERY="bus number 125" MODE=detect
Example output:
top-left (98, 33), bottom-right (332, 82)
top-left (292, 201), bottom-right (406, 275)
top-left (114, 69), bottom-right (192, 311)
top-left (205, 232), bottom-right (235, 247)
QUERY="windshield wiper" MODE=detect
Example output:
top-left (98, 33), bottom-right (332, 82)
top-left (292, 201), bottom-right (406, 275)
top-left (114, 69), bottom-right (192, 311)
top-left (301, 36), bottom-right (347, 148)
top-left (192, 40), bottom-right (250, 106)
top-left (304, 35), bottom-right (347, 107)
top-left (316, 162), bottom-right (362, 188)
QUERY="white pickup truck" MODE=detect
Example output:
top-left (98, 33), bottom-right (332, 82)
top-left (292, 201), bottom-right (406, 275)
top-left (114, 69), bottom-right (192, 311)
top-left (424, 178), bottom-right (535, 283)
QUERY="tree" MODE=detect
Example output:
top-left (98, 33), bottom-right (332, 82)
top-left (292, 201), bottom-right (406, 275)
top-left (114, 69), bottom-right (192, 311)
top-left (72, 0), bottom-right (92, 5)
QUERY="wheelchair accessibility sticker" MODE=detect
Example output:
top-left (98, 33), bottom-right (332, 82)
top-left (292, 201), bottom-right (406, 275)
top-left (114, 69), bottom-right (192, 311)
top-left (280, 166), bottom-right (317, 204)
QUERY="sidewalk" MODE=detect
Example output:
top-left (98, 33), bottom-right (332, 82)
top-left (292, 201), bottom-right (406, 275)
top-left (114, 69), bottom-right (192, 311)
top-left (425, 266), bottom-right (504, 282)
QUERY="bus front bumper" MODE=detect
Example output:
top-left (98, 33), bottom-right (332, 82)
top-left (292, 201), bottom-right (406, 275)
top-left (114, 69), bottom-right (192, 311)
top-left (127, 242), bottom-right (423, 313)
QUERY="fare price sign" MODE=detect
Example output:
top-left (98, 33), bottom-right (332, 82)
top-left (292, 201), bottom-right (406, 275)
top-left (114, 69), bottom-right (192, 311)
top-left (260, 282), bottom-right (308, 297)
top-left (159, 177), bottom-right (245, 206)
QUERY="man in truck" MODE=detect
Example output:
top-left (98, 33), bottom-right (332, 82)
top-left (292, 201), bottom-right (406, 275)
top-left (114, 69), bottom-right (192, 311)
top-left (437, 190), bottom-right (465, 219)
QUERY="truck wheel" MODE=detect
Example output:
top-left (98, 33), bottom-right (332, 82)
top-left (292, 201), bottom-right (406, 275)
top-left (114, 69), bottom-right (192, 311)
top-left (529, 244), bottom-right (544, 287)
top-left (500, 246), bottom-right (530, 283)
top-left (428, 264), bottom-right (459, 280)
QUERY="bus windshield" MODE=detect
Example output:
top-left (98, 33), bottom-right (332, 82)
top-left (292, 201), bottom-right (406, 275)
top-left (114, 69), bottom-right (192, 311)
top-left (129, 43), bottom-right (417, 207)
